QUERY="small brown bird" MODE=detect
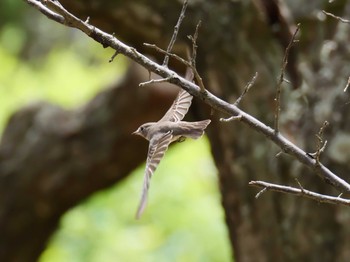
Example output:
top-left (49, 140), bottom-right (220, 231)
top-left (132, 89), bottom-right (211, 219)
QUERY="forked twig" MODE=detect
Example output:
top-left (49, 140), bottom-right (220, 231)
top-left (307, 121), bottom-right (329, 163)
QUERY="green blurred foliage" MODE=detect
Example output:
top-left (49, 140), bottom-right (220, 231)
top-left (39, 138), bottom-right (231, 262)
top-left (0, 23), bottom-right (126, 129)
top-left (0, 0), bottom-right (26, 26)
top-left (1, 2), bottom-right (231, 262)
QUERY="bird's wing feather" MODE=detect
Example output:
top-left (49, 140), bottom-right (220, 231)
top-left (159, 89), bottom-right (193, 122)
top-left (135, 131), bottom-right (173, 219)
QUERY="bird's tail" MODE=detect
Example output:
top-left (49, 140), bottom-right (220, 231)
top-left (182, 119), bottom-right (211, 139)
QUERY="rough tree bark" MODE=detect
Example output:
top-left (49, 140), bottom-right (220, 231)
top-left (2, 0), bottom-right (350, 261)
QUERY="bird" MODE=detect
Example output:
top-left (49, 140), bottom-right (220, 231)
top-left (132, 88), bottom-right (211, 219)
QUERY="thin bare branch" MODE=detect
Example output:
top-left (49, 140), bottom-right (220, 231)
top-left (344, 76), bottom-right (350, 92)
top-left (274, 24), bottom-right (300, 132)
top-left (163, 0), bottom-right (188, 67)
top-left (139, 77), bottom-right (173, 87)
top-left (145, 41), bottom-right (206, 91)
top-left (295, 178), bottom-right (305, 192)
top-left (275, 151), bottom-right (283, 157)
top-left (255, 187), bottom-right (268, 199)
top-left (188, 21), bottom-right (205, 91)
top-left (249, 180), bottom-right (350, 206)
top-left (144, 43), bottom-right (190, 67)
top-left (26, 0), bottom-right (64, 24)
top-left (323, 10), bottom-right (350, 24)
top-left (109, 51), bottom-right (118, 63)
top-left (188, 21), bottom-right (201, 70)
top-left (220, 115), bottom-right (242, 122)
top-left (41, 0), bottom-right (93, 35)
top-left (234, 72), bottom-right (258, 106)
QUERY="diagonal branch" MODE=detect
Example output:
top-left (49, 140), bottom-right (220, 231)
top-left (26, 0), bottom-right (64, 23)
top-left (234, 72), bottom-right (258, 107)
top-left (322, 10), bottom-right (350, 24)
top-left (25, 0), bottom-right (350, 193)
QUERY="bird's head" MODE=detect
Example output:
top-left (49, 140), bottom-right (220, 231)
top-left (132, 122), bottom-right (154, 139)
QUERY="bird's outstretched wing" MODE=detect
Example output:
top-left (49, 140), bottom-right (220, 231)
top-left (159, 89), bottom-right (193, 122)
top-left (135, 131), bottom-right (173, 219)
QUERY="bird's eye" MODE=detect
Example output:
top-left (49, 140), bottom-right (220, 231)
top-left (140, 127), bottom-right (144, 131)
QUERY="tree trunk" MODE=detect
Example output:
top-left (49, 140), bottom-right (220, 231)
top-left (2, 0), bottom-right (350, 261)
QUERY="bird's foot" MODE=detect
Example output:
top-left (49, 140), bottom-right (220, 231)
top-left (177, 136), bottom-right (186, 143)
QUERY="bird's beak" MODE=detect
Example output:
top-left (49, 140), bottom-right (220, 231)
top-left (132, 129), bottom-right (140, 136)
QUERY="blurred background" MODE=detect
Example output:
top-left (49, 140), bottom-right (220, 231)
top-left (2, 1), bottom-right (350, 262)
top-left (0, 0), bottom-right (230, 261)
